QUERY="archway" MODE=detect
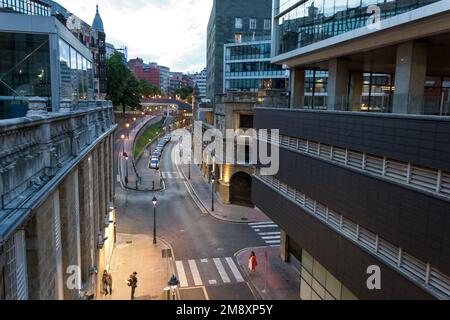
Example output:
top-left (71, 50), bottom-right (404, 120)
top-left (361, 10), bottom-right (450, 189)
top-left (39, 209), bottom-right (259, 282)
top-left (230, 172), bottom-right (254, 207)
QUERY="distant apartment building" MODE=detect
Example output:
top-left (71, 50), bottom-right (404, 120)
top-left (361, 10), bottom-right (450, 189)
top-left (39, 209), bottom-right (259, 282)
top-left (170, 72), bottom-right (193, 90)
top-left (159, 66), bottom-right (170, 95)
top-left (206, 0), bottom-right (273, 100)
top-left (128, 58), bottom-right (161, 89)
top-left (192, 68), bottom-right (207, 100)
top-left (252, 0), bottom-right (450, 300)
top-left (0, 1), bottom-right (116, 300)
top-left (224, 39), bottom-right (288, 93)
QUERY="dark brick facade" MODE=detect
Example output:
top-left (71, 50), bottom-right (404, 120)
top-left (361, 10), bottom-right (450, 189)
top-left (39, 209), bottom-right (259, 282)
top-left (252, 107), bottom-right (450, 299)
top-left (254, 108), bottom-right (450, 171)
top-left (252, 180), bottom-right (435, 300)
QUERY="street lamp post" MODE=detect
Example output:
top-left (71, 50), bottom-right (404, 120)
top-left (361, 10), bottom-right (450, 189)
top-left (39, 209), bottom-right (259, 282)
top-left (211, 176), bottom-right (215, 212)
top-left (121, 134), bottom-right (126, 154)
top-left (125, 154), bottom-right (129, 182)
top-left (188, 156), bottom-right (191, 180)
top-left (152, 195), bottom-right (158, 244)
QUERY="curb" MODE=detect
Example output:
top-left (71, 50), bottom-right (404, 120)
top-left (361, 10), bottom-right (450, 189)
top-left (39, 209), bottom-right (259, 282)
top-left (176, 162), bottom-right (262, 225)
top-left (233, 247), bottom-right (269, 301)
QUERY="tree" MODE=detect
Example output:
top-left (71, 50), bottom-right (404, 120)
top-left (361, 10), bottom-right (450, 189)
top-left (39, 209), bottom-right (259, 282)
top-left (120, 74), bottom-right (141, 109)
top-left (138, 79), bottom-right (161, 97)
top-left (106, 52), bottom-right (128, 111)
top-left (106, 52), bottom-right (143, 113)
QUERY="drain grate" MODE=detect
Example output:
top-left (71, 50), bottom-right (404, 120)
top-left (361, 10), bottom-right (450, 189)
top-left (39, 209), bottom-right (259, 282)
top-left (241, 218), bottom-right (248, 221)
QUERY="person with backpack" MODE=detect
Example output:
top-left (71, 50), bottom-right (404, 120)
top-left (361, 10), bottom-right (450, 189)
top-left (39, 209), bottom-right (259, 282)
top-left (127, 272), bottom-right (138, 300)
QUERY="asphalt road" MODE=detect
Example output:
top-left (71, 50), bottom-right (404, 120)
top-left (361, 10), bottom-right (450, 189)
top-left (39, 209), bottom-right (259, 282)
top-left (114, 132), bottom-right (270, 300)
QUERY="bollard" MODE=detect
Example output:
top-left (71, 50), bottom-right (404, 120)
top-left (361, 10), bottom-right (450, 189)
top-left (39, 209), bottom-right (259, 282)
top-left (162, 287), bottom-right (171, 300)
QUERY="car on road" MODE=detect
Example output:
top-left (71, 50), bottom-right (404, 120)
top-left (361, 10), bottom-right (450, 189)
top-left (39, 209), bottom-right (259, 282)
top-left (150, 158), bottom-right (159, 169)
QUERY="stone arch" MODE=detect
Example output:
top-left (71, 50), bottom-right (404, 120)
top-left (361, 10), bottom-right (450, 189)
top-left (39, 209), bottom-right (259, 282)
top-left (230, 172), bottom-right (253, 207)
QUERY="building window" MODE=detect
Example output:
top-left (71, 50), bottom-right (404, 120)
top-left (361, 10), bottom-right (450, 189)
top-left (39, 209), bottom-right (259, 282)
top-left (0, 32), bottom-right (51, 120)
top-left (250, 18), bottom-right (257, 30)
top-left (235, 18), bottom-right (243, 29)
top-left (234, 34), bottom-right (242, 43)
top-left (264, 19), bottom-right (271, 30)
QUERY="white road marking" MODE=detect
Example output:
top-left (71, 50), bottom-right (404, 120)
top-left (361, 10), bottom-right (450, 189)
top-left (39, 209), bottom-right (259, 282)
top-left (265, 240), bottom-right (281, 244)
top-left (262, 236), bottom-right (281, 240)
top-left (209, 280), bottom-right (217, 285)
top-left (248, 221), bottom-right (274, 226)
top-left (258, 232), bottom-right (281, 236)
top-left (213, 258), bottom-right (231, 283)
top-left (188, 260), bottom-right (203, 286)
top-left (175, 261), bottom-right (188, 287)
top-left (201, 259), bottom-right (208, 263)
top-left (225, 257), bottom-right (245, 282)
top-left (250, 224), bottom-right (277, 229)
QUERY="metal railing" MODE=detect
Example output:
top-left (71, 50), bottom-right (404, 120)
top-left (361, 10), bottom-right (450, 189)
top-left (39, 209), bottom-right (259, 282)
top-left (260, 132), bottom-right (450, 200)
top-left (256, 174), bottom-right (450, 299)
top-left (258, 93), bottom-right (450, 116)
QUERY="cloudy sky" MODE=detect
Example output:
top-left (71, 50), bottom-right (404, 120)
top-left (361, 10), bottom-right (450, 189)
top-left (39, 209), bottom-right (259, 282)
top-left (57, 0), bottom-right (212, 73)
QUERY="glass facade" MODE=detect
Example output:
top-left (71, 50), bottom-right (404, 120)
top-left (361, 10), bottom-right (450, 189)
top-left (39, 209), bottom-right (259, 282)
top-left (300, 250), bottom-right (358, 300)
top-left (0, 0), bottom-right (50, 16)
top-left (0, 32), bottom-right (51, 119)
top-left (275, 0), bottom-right (439, 55)
top-left (59, 38), bottom-right (94, 103)
top-left (361, 73), bottom-right (394, 112)
top-left (304, 70), bottom-right (328, 109)
top-left (226, 43), bottom-right (271, 61)
top-left (225, 41), bottom-right (288, 93)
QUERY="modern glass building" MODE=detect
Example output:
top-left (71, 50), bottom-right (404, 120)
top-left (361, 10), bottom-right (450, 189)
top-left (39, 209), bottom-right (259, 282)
top-left (0, 5), bottom-right (94, 119)
top-left (224, 40), bottom-right (288, 92)
top-left (252, 0), bottom-right (450, 300)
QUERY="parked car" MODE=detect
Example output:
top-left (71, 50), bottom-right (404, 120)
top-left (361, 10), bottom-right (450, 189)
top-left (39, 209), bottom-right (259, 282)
top-left (150, 158), bottom-right (159, 169)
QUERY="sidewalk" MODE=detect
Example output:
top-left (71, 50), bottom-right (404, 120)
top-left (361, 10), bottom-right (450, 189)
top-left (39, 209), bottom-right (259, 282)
top-left (119, 116), bottom-right (164, 191)
top-left (236, 247), bottom-right (300, 300)
top-left (179, 162), bottom-right (270, 223)
top-left (101, 233), bottom-right (173, 300)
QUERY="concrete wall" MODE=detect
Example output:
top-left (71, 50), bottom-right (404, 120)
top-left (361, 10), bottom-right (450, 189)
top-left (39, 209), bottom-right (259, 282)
top-left (252, 180), bottom-right (435, 300)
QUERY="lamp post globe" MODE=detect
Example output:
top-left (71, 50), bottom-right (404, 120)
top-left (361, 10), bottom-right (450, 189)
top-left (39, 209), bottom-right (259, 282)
top-left (152, 195), bottom-right (158, 244)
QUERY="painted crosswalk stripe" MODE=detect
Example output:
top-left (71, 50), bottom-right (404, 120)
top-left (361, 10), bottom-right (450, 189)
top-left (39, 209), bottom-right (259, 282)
top-left (262, 236), bottom-right (281, 240)
top-left (251, 224), bottom-right (277, 229)
top-left (265, 240), bottom-right (281, 244)
top-left (225, 257), bottom-right (245, 282)
top-left (258, 232), bottom-right (281, 236)
top-left (188, 260), bottom-right (203, 286)
top-left (175, 261), bottom-right (188, 287)
top-left (248, 221), bottom-right (274, 226)
top-left (213, 258), bottom-right (231, 283)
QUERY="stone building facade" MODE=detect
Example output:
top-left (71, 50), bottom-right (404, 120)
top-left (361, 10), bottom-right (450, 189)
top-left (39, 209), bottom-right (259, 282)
top-left (0, 101), bottom-right (116, 300)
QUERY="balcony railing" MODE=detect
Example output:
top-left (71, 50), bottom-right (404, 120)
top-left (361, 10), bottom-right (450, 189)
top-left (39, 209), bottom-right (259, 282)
top-left (256, 174), bottom-right (450, 300)
top-left (258, 92), bottom-right (450, 116)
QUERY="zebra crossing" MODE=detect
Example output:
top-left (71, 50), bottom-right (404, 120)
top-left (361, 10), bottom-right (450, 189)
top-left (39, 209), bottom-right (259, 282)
top-left (161, 171), bottom-right (183, 180)
top-left (175, 257), bottom-right (245, 288)
top-left (249, 221), bottom-right (281, 247)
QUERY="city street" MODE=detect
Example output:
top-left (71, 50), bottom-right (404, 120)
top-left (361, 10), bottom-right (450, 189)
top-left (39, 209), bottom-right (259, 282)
top-left (112, 131), bottom-right (282, 300)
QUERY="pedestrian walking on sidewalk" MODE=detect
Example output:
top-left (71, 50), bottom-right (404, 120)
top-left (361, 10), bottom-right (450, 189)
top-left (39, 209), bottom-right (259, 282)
top-left (102, 270), bottom-right (113, 295)
top-left (127, 272), bottom-right (138, 300)
top-left (249, 251), bottom-right (258, 273)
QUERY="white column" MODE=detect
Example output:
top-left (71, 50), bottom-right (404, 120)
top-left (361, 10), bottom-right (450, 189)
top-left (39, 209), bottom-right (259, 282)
top-left (393, 41), bottom-right (427, 114)
top-left (327, 58), bottom-right (349, 110)
top-left (290, 68), bottom-right (305, 109)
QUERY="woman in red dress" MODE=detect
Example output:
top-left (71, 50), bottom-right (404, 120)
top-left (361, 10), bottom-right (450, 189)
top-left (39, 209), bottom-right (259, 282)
top-left (249, 251), bottom-right (258, 273)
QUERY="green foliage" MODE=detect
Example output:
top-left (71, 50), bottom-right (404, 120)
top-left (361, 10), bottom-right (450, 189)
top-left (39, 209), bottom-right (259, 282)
top-left (138, 79), bottom-right (162, 97)
top-left (170, 86), bottom-right (194, 103)
top-left (134, 119), bottom-right (165, 158)
top-left (106, 52), bottom-right (141, 113)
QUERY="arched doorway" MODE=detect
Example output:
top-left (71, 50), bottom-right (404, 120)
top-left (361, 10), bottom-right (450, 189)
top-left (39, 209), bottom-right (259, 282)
top-left (230, 172), bottom-right (254, 207)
